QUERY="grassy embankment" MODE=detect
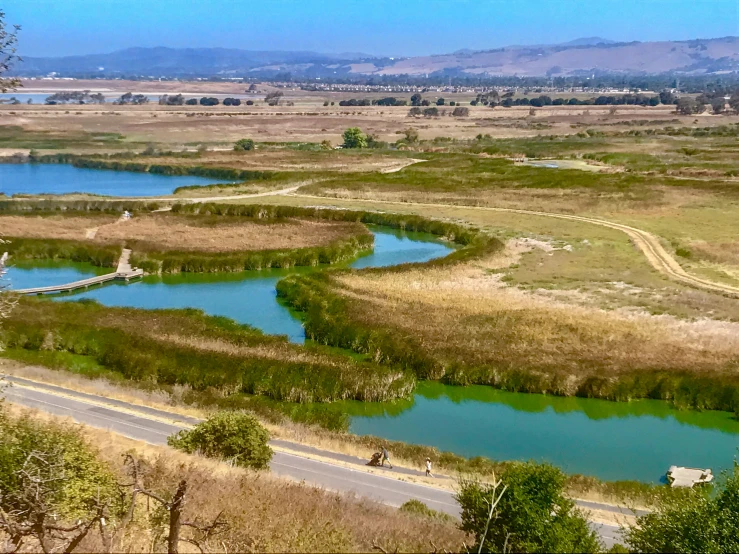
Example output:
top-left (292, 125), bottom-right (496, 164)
top-left (2, 298), bottom-right (413, 407)
top-left (1, 404), bottom-right (467, 553)
top-left (0, 208), bottom-right (376, 273)
top-left (277, 257), bottom-right (739, 414)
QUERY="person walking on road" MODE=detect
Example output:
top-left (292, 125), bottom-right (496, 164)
top-left (425, 457), bottom-right (433, 477)
top-left (381, 446), bottom-right (393, 469)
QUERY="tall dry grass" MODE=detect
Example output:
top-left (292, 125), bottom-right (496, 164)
top-left (0, 213), bottom-right (367, 253)
top-left (334, 260), bottom-right (739, 377)
top-left (1, 405), bottom-right (468, 553)
top-left (279, 243), bottom-right (739, 410)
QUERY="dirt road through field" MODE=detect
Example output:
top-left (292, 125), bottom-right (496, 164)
top-left (288, 194), bottom-right (739, 298)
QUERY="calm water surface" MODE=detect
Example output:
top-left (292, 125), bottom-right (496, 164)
top-left (9, 229), bottom-right (739, 482)
top-left (7, 260), bottom-right (108, 289)
top-left (9, 228), bottom-right (452, 343)
top-left (0, 164), bottom-right (226, 197)
top-left (345, 382), bottom-right (739, 482)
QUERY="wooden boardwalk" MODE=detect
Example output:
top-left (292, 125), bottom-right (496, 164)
top-left (15, 249), bottom-right (143, 295)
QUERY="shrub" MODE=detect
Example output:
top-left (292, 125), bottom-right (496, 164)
top-left (625, 465), bottom-right (739, 553)
top-left (342, 127), bottom-right (367, 149)
top-left (0, 406), bottom-right (121, 520)
top-left (167, 411), bottom-right (273, 469)
top-left (457, 462), bottom-right (600, 553)
top-left (452, 107), bottom-right (469, 117)
top-left (399, 499), bottom-right (456, 523)
top-left (234, 138), bottom-right (255, 151)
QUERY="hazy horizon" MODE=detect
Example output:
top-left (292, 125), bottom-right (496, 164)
top-left (4, 0), bottom-right (736, 58)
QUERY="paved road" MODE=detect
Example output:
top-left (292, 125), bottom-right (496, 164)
top-left (2, 376), bottom-right (623, 547)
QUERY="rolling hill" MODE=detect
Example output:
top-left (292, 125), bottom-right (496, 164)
top-left (11, 36), bottom-right (739, 78)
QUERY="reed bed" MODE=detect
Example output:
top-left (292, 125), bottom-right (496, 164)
top-left (0, 211), bottom-right (375, 273)
top-left (0, 214), bottom-right (118, 239)
top-left (0, 212), bottom-right (369, 250)
top-left (3, 299), bottom-right (414, 404)
top-left (278, 256), bottom-right (739, 412)
top-left (130, 233), bottom-right (373, 274)
top-left (4, 237), bottom-right (121, 267)
top-left (31, 153), bottom-right (274, 182)
top-left (174, 202), bottom-right (483, 246)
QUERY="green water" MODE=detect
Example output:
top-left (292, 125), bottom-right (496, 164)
top-left (9, 229), bottom-right (739, 482)
top-left (346, 382), bottom-right (739, 482)
top-left (10, 227), bottom-right (453, 343)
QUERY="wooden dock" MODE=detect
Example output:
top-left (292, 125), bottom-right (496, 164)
top-left (666, 466), bottom-right (714, 488)
top-left (14, 249), bottom-right (144, 295)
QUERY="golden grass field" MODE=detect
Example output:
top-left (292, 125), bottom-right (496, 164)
top-left (331, 245), bottom-right (739, 380)
top-left (0, 213), bottom-right (367, 252)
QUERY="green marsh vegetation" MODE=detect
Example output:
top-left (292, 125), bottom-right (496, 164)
top-left (277, 257), bottom-right (739, 413)
top-left (0, 125), bottom-right (130, 151)
top-left (4, 237), bottom-right (121, 267)
top-left (30, 152), bottom-right (276, 182)
top-left (129, 229), bottom-right (374, 274)
top-left (2, 298), bottom-right (414, 404)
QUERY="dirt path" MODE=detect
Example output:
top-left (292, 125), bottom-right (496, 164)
top-left (143, 184), bottom-right (307, 211)
top-left (288, 194), bottom-right (739, 299)
top-left (379, 158), bottom-right (426, 174)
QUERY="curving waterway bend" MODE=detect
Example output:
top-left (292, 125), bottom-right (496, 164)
top-left (6, 207), bottom-right (739, 483)
top-left (10, 227), bottom-right (739, 483)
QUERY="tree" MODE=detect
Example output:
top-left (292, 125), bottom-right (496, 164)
top-left (223, 97), bottom-right (241, 106)
top-left (0, 10), bottom-right (20, 93)
top-left (452, 106), bottom-right (469, 117)
top-left (659, 90), bottom-right (677, 105)
top-left (115, 92), bottom-right (149, 105)
top-left (408, 107), bottom-right (422, 117)
top-left (457, 462), bottom-right (601, 553)
top-left (199, 97), bottom-right (219, 106)
top-left (159, 94), bottom-right (185, 106)
top-left (676, 97), bottom-right (700, 115)
top-left (185, 98), bottom-right (198, 105)
top-left (342, 127), bottom-right (367, 149)
top-left (711, 98), bottom-right (725, 115)
top-left (436, 98), bottom-right (445, 106)
top-left (423, 107), bottom-right (439, 117)
top-left (234, 138), bottom-right (255, 151)
top-left (122, 455), bottom-right (227, 554)
top-left (403, 128), bottom-right (419, 143)
top-left (0, 409), bottom-right (121, 552)
top-left (264, 91), bottom-right (283, 106)
top-left (410, 93), bottom-right (423, 106)
top-left (167, 411), bottom-right (272, 470)
top-left (729, 91), bottom-right (739, 114)
top-left (625, 465), bottom-right (739, 553)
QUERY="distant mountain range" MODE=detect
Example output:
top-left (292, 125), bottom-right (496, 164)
top-left (11, 37), bottom-right (739, 79)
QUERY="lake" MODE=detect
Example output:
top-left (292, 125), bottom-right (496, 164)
top-left (0, 164), bottom-right (226, 197)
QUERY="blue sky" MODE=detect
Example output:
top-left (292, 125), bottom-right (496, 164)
top-left (4, 0), bottom-right (737, 57)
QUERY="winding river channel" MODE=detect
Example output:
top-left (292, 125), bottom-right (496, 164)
top-left (5, 165), bottom-right (739, 483)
